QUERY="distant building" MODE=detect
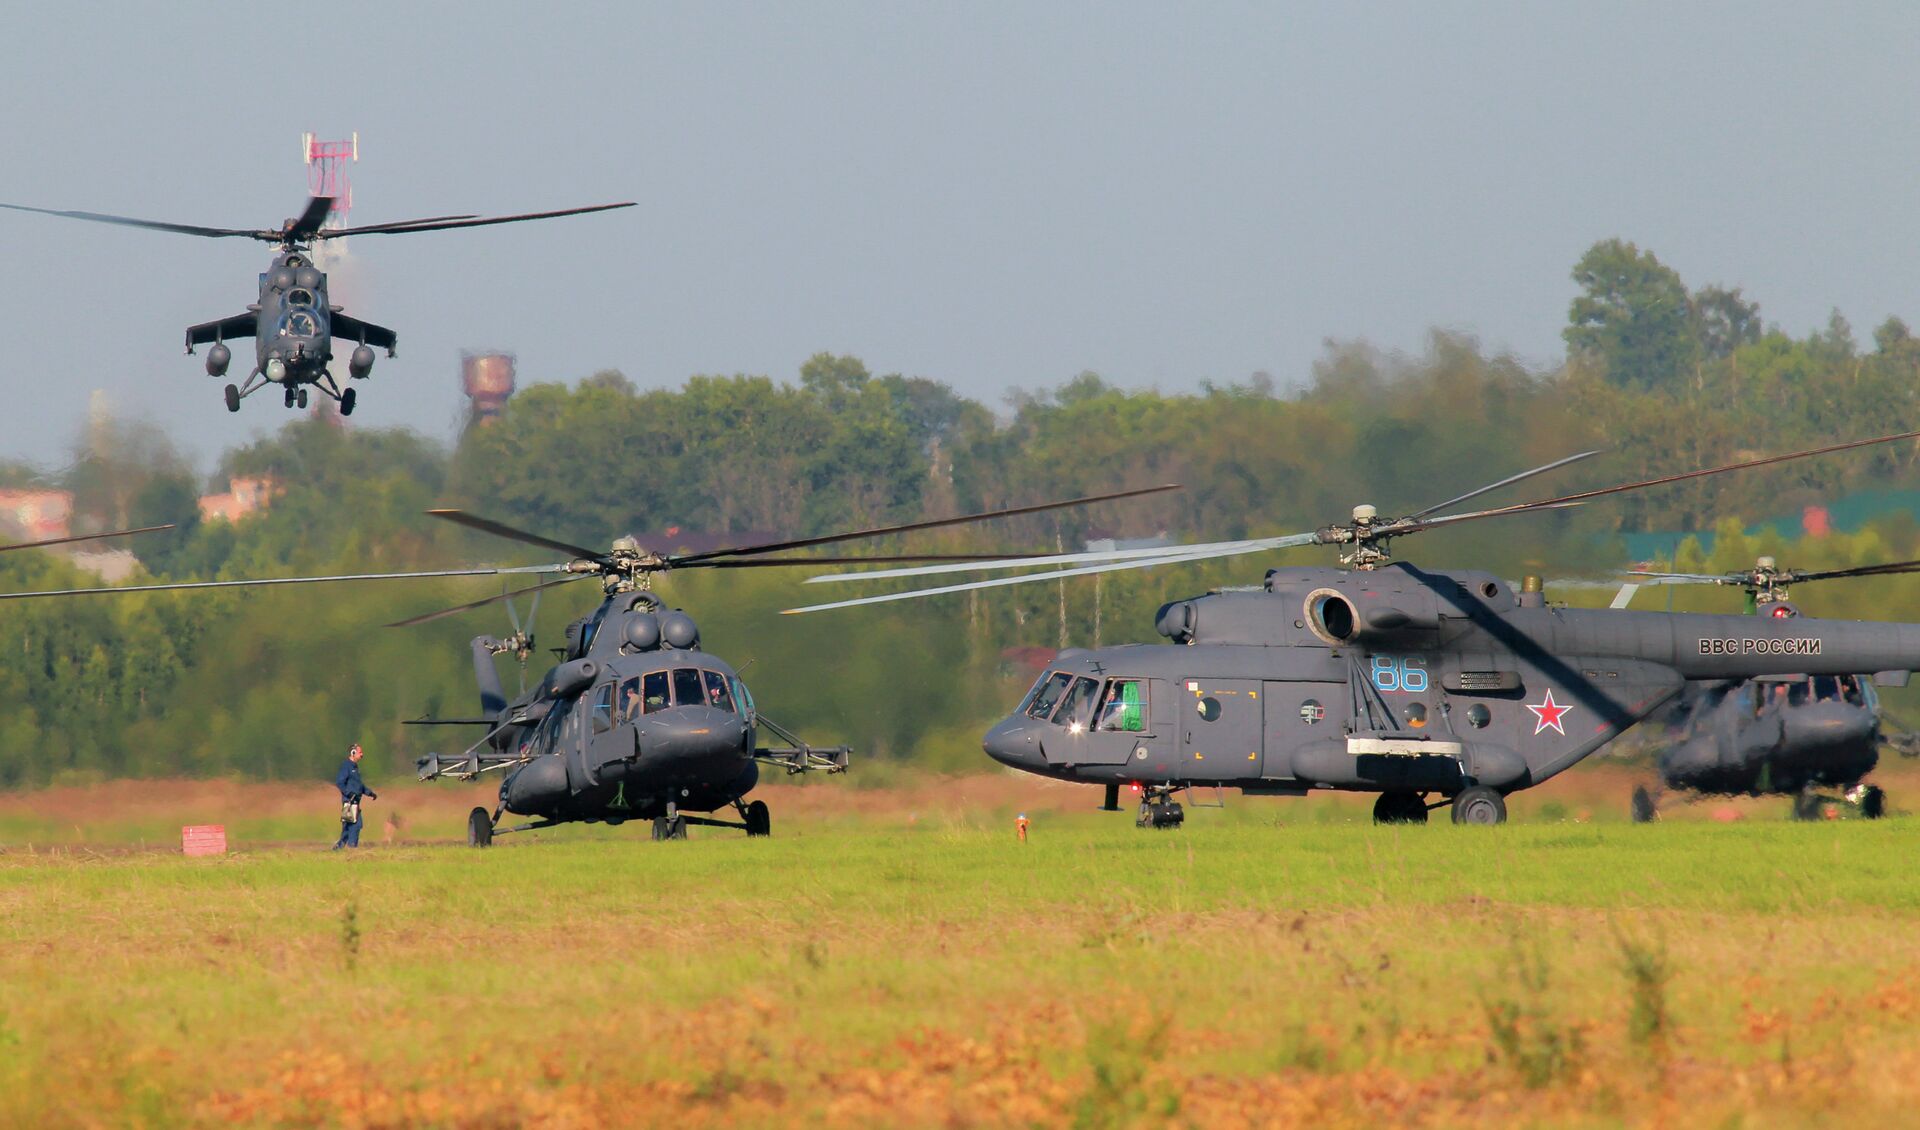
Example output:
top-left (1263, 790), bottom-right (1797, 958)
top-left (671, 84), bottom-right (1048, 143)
top-left (69, 549), bottom-right (140, 583)
top-left (462, 352), bottom-right (517, 427)
top-left (198, 476), bottom-right (281, 524)
top-left (0, 488), bottom-right (73, 542)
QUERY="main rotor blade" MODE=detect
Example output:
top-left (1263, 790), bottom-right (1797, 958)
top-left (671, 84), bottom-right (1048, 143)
top-left (286, 195), bottom-right (336, 243)
top-left (0, 202), bottom-right (259, 239)
top-left (783, 538), bottom-right (1312, 615)
top-left (802, 535), bottom-right (1304, 584)
top-left (672, 483), bottom-right (1183, 565)
top-left (385, 575), bottom-right (588, 628)
top-left (1623, 570), bottom-right (1730, 583)
top-left (0, 564), bottom-right (565, 602)
top-left (1404, 430), bottom-right (1920, 536)
top-left (0, 523), bottom-right (173, 554)
top-left (1791, 558), bottom-right (1920, 583)
top-left (1410, 450), bottom-right (1603, 519)
top-left (426, 510), bottom-right (606, 561)
top-left (318, 202), bottom-right (637, 238)
top-left (691, 552), bottom-right (1057, 569)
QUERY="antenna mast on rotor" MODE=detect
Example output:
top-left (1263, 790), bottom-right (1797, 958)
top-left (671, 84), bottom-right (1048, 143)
top-left (301, 131), bottom-right (357, 267)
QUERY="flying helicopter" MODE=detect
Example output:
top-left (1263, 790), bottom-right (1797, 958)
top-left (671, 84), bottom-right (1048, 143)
top-left (0, 195), bottom-right (634, 416)
top-left (0, 486), bottom-right (1174, 843)
top-left (1604, 553), bottom-right (1920, 822)
top-left (786, 432), bottom-right (1920, 827)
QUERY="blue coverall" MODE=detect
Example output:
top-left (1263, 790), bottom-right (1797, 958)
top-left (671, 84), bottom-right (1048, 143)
top-left (333, 758), bottom-right (377, 849)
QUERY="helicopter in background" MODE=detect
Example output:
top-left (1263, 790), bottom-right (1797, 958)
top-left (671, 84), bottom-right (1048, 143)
top-left (0, 195), bottom-right (633, 416)
top-left (0, 487), bottom-right (1173, 843)
top-left (1606, 554), bottom-right (1920, 821)
top-left (789, 433), bottom-right (1920, 827)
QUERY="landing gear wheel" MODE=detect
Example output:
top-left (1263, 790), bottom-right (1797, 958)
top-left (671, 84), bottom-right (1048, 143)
top-left (1450, 786), bottom-right (1507, 825)
top-left (1373, 790), bottom-right (1428, 825)
top-left (339, 388), bottom-right (356, 417)
top-left (224, 384), bottom-right (241, 413)
top-left (284, 386), bottom-right (297, 408)
top-left (297, 387), bottom-right (309, 409)
top-left (467, 806), bottom-right (492, 848)
top-left (744, 800), bottom-right (771, 837)
top-left (1136, 800), bottom-right (1184, 829)
top-left (651, 815), bottom-right (687, 841)
top-left (1860, 785), bottom-right (1887, 820)
top-left (1631, 785), bottom-right (1658, 824)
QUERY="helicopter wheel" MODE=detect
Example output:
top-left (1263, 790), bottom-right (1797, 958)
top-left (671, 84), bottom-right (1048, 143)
top-left (297, 387), bottom-right (309, 409)
top-left (1372, 790), bottom-right (1427, 825)
top-left (339, 388), bottom-right (357, 417)
top-left (1791, 788), bottom-right (1822, 822)
top-left (223, 384), bottom-right (241, 413)
top-left (1450, 786), bottom-right (1507, 826)
top-left (651, 815), bottom-right (687, 841)
top-left (1631, 785), bottom-right (1658, 824)
top-left (467, 806), bottom-right (493, 848)
top-left (744, 800), bottom-right (771, 837)
top-left (1859, 786), bottom-right (1887, 820)
top-left (283, 386), bottom-right (296, 408)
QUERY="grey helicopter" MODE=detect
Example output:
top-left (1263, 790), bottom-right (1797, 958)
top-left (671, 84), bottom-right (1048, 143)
top-left (787, 432), bottom-right (1920, 827)
top-left (0, 195), bottom-right (633, 415)
top-left (1603, 553), bottom-right (1920, 822)
top-left (0, 487), bottom-right (1172, 843)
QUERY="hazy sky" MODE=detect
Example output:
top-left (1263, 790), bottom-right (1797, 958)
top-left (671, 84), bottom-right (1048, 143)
top-left (1, 2), bottom-right (1916, 472)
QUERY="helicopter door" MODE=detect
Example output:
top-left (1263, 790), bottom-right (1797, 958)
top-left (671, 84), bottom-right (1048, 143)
top-left (1180, 679), bottom-right (1263, 778)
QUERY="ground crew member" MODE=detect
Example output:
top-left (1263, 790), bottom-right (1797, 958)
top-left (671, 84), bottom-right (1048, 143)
top-left (333, 742), bottom-right (378, 850)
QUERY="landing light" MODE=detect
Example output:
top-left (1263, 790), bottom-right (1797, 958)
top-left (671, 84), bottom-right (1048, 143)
top-left (1068, 721), bottom-right (1085, 735)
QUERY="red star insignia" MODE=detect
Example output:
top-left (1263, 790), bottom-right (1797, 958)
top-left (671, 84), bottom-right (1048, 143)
top-left (1526, 688), bottom-right (1571, 736)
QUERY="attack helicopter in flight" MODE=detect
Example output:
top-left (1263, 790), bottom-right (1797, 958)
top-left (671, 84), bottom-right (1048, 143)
top-left (0, 195), bottom-right (633, 416)
top-left (0, 487), bottom-right (1173, 843)
top-left (788, 433), bottom-right (1920, 827)
top-left (1605, 554), bottom-right (1920, 822)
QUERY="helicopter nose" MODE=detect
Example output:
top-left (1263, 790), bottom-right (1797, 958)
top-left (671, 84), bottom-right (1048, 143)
top-left (983, 716), bottom-right (1045, 771)
top-left (635, 706), bottom-right (748, 768)
top-left (1782, 703), bottom-right (1875, 756)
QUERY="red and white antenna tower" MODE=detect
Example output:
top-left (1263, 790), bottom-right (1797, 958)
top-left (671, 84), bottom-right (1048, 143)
top-left (301, 131), bottom-right (357, 265)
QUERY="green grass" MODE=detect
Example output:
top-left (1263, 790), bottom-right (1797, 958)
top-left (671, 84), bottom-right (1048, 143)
top-left (3, 813), bottom-right (1919, 1126)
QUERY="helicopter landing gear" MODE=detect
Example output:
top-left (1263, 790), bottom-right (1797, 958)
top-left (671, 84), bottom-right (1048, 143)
top-left (339, 387), bottom-right (356, 416)
top-left (1373, 789), bottom-right (1428, 825)
top-left (467, 806), bottom-right (493, 848)
top-left (1858, 785), bottom-right (1887, 819)
top-left (223, 384), bottom-right (241, 413)
top-left (297, 386), bottom-right (309, 410)
top-left (651, 815), bottom-right (688, 841)
top-left (1135, 786), bottom-right (1184, 829)
top-left (1791, 787), bottom-right (1825, 821)
top-left (740, 799), bottom-right (771, 837)
top-left (1450, 785), bottom-right (1507, 825)
top-left (1631, 785), bottom-right (1659, 824)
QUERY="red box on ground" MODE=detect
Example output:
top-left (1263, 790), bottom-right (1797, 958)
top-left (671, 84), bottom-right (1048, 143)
top-left (182, 825), bottom-right (227, 857)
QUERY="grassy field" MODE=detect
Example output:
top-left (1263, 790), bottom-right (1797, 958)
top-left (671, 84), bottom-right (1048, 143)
top-left (2, 766), bottom-right (1919, 1128)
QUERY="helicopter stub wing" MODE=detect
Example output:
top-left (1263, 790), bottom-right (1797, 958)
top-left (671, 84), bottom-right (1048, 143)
top-left (185, 312), bottom-right (259, 351)
top-left (330, 313), bottom-right (398, 356)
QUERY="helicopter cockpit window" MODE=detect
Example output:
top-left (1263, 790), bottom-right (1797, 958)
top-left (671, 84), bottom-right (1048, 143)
top-left (1052, 677), bottom-right (1102, 728)
top-left (1025, 672), bottom-right (1073, 721)
top-left (278, 310), bottom-right (319, 338)
top-left (1787, 681), bottom-right (1811, 707)
top-left (591, 683), bottom-right (614, 733)
top-left (287, 288), bottom-right (315, 307)
top-left (619, 676), bottom-right (643, 722)
top-left (642, 671), bottom-right (670, 714)
top-left (702, 670), bottom-right (735, 713)
top-left (1096, 679), bottom-right (1147, 732)
top-left (1810, 676), bottom-right (1842, 703)
top-left (671, 668), bottom-right (705, 707)
top-left (732, 676), bottom-right (755, 720)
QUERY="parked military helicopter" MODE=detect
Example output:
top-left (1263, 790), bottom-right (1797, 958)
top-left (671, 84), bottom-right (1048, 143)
top-left (788, 433), bottom-right (1920, 827)
top-left (0, 486), bottom-right (1174, 843)
top-left (0, 195), bottom-right (633, 415)
top-left (1607, 554), bottom-right (1920, 821)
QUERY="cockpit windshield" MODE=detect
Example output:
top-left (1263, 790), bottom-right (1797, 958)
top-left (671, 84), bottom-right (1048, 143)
top-left (1096, 679), bottom-right (1147, 732)
top-left (1024, 672), bottom-right (1072, 720)
top-left (1053, 677), bottom-right (1101, 727)
top-left (278, 310), bottom-right (320, 338)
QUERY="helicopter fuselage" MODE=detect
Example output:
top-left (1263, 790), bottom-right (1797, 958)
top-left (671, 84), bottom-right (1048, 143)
top-left (984, 563), bottom-right (1920, 808)
top-left (1654, 676), bottom-right (1880, 796)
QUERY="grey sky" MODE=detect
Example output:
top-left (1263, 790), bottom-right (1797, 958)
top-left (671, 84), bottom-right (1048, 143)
top-left (2, 2), bottom-right (1915, 472)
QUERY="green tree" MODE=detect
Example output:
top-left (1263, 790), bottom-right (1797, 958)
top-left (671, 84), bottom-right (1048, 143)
top-left (1565, 239), bottom-right (1698, 390)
